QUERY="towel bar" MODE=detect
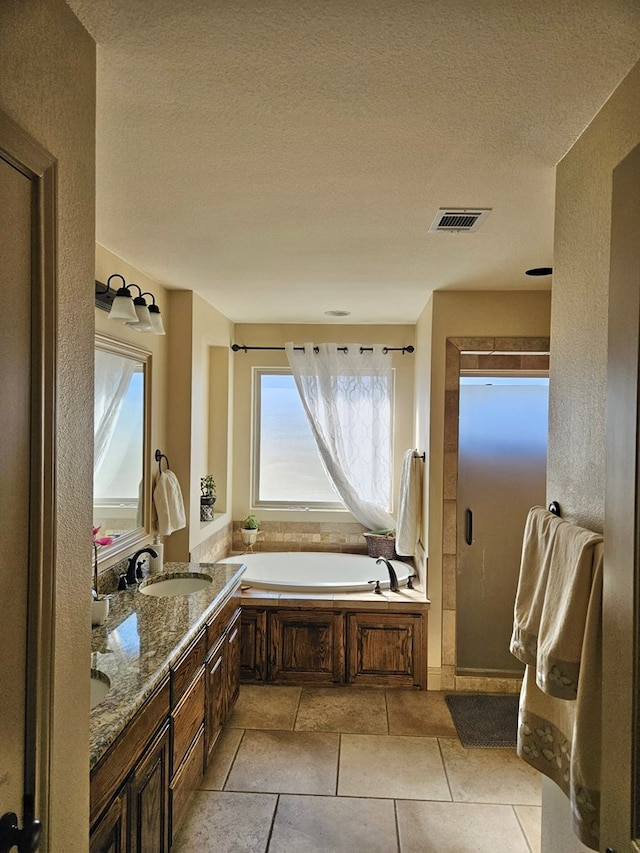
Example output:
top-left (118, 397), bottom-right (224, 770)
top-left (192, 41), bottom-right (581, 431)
top-left (155, 448), bottom-right (170, 474)
top-left (548, 501), bottom-right (562, 517)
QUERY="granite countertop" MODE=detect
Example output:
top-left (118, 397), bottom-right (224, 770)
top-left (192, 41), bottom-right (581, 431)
top-left (90, 560), bottom-right (245, 770)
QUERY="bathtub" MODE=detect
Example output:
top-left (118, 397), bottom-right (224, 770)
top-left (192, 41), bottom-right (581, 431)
top-left (221, 551), bottom-right (412, 593)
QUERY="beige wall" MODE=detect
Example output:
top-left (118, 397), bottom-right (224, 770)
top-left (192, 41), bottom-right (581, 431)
top-left (414, 291), bottom-right (552, 685)
top-left (543, 59), bottom-right (640, 853)
top-left (95, 255), bottom-right (235, 564)
top-left (163, 289), bottom-right (234, 561)
top-left (94, 245), bottom-right (170, 568)
top-left (231, 323), bottom-right (416, 530)
top-left (0, 1), bottom-right (95, 849)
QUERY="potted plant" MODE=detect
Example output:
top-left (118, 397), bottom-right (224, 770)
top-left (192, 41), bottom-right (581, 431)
top-left (240, 513), bottom-right (260, 549)
top-left (200, 475), bottom-right (217, 521)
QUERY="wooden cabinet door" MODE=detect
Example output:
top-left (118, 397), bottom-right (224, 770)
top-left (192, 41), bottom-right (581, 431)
top-left (268, 610), bottom-right (344, 684)
top-left (240, 608), bottom-right (267, 681)
top-left (225, 609), bottom-right (241, 714)
top-left (89, 787), bottom-right (127, 853)
top-left (205, 638), bottom-right (226, 765)
top-left (347, 612), bottom-right (425, 688)
top-left (128, 722), bottom-right (170, 853)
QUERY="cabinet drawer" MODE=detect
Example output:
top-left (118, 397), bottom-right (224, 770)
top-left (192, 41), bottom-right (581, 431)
top-left (170, 725), bottom-right (205, 842)
top-left (171, 630), bottom-right (206, 706)
top-left (207, 594), bottom-right (241, 655)
top-left (172, 666), bottom-right (205, 771)
top-left (91, 677), bottom-right (170, 828)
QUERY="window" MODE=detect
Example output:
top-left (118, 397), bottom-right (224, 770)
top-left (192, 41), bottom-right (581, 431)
top-left (252, 369), bottom-right (343, 508)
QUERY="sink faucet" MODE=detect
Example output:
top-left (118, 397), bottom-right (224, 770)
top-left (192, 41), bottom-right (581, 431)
top-left (120, 547), bottom-right (158, 588)
top-left (376, 557), bottom-right (400, 592)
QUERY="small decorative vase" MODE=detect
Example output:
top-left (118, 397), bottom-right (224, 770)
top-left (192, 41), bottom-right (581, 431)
top-left (200, 496), bottom-right (216, 522)
top-left (91, 597), bottom-right (111, 627)
top-left (240, 528), bottom-right (259, 550)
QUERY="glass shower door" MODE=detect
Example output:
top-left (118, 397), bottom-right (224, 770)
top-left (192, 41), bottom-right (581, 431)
top-left (456, 376), bottom-right (549, 675)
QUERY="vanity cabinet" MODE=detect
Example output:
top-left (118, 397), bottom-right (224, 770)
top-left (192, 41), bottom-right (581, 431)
top-left (169, 629), bottom-right (206, 844)
top-left (90, 679), bottom-right (170, 853)
top-left (241, 602), bottom-right (428, 689)
top-left (205, 600), bottom-right (241, 764)
top-left (90, 585), bottom-right (243, 853)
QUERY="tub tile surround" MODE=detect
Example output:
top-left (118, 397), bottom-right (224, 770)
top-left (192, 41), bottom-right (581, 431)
top-left (441, 338), bottom-right (550, 694)
top-left (231, 520), bottom-right (427, 586)
top-left (172, 684), bottom-right (542, 853)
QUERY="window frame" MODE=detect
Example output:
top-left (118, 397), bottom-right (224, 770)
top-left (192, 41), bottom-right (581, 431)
top-left (251, 366), bottom-right (346, 511)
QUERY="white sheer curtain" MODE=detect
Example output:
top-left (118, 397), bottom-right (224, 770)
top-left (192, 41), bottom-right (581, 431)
top-left (94, 351), bottom-right (136, 476)
top-left (285, 342), bottom-right (396, 531)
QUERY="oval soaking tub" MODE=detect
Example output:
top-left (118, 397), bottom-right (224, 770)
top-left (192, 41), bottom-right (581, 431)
top-left (221, 551), bottom-right (412, 593)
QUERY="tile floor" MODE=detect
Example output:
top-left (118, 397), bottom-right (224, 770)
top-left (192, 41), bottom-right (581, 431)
top-left (172, 685), bottom-right (541, 853)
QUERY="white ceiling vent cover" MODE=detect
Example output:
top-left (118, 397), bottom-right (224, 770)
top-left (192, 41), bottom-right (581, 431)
top-left (428, 208), bottom-right (492, 233)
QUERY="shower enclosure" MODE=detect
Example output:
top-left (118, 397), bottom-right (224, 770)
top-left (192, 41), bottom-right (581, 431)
top-left (456, 375), bottom-right (549, 676)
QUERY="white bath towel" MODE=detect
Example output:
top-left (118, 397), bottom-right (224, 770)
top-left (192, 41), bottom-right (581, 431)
top-left (510, 506), bottom-right (565, 666)
top-left (153, 469), bottom-right (186, 536)
top-left (395, 449), bottom-right (423, 557)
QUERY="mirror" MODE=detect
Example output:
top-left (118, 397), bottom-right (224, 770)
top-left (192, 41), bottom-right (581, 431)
top-left (93, 333), bottom-right (151, 563)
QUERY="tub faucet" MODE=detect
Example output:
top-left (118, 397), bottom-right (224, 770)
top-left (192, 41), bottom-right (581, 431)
top-left (376, 557), bottom-right (400, 592)
top-left (120, 547), bottom-right (158, 588)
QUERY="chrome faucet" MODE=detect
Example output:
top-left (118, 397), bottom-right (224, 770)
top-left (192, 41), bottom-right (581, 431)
top-left (119, 547), bottom-right (158, 588)
top-left (376, 557), bottom-right (400, 592)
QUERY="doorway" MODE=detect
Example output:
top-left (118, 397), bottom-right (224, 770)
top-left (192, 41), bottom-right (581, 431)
top-left (456, 375), bottom-right (549, 676)
top-left (440, 337), bottom-right (550, 693)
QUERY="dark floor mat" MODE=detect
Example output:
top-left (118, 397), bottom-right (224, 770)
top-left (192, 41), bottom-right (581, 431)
top-left (445, 693), bottom-right (519, 748)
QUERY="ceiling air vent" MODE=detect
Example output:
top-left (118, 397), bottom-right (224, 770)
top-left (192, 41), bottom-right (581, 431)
top-left (428, 208), bottom-right (492, 233)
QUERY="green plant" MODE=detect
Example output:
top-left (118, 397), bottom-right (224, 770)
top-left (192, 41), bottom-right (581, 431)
top-left (201, 475), bottom-right (216, 497)
top-left (243, 513), bottom-right (259, 530)
top-left (368, 527), bottom-right (395, 537)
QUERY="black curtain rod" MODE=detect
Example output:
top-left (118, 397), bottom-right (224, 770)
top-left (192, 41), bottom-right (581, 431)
top-left (231, 344), bottom-right (415, 354)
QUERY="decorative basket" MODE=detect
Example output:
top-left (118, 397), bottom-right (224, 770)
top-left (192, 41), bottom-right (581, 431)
top-left (363, 532), bottom-right (397, 560)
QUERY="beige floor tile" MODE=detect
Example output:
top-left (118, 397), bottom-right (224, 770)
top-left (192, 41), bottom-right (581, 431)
top-left (226, 729), bottom-right (340, 795)
top-left (200, 727), bottom-right (244, 790)
top-left (171, 790), bottom-right (276, 853)
top-left (514, 804), bottom-right (542, 853)
top-left (386, 689), bottom-right (458, 737)
top-left (439, 738), bottom-right (541, 805)
top-left (396, 800), bottom-right (531, 853)
top-left (338, 734), bottom-right (451, 801)
top-left (295, 687), bottom-right (388, 734)
top-left (269, 794), bottom-right (398, 852)
top-left (227, 684), bottom-right (301, 730)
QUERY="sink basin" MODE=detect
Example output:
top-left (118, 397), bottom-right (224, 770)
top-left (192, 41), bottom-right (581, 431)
top-left (90, 669), bottom-right (111, 710)
top-left (139, 573), bottom-right (212, 597)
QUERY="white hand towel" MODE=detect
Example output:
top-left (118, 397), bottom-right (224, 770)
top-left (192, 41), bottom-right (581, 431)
top-left (536, 523), bottom-right (603, 699)
top-left (395, 449), bottom-right (422, 557)
top-left (510, 507), bottom-right (564, 666)
top-left (153, 470), bottom-right (186, 536)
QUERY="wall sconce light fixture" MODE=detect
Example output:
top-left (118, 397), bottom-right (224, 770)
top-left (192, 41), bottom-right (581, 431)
top-left (95, 274), bottom-right (166, 335)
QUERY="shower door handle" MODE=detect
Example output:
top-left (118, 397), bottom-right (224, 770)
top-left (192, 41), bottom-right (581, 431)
top-left (464, 509), bottom-right (473, 545)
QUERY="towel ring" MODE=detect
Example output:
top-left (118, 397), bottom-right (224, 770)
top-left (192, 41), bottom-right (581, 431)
top-left (155, 448), bottom-right (170, 475)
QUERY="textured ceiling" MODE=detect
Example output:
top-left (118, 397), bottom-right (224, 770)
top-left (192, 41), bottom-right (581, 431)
top-left (68, 0), bottom-right (640, 323)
